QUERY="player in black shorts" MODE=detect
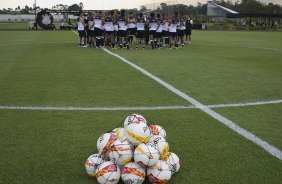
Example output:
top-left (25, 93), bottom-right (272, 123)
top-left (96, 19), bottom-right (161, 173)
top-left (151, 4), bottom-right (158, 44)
top-left (185, 16), bottom-right (193, 44)
top-left (136, 13), bottom-right (146, 49)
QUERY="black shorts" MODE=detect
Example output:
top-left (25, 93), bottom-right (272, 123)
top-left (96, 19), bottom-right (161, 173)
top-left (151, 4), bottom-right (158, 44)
top-left (136, 30), bottom-right (147, 39)
top-left (149, 30), bottom-right (156, 38)
top-left (156, 32), bottom-right (163, 38)
top-left (105, 31), bottom-right (114, 35)
top-left (94, 28), bottom-right (102, 37)
top-left (88, 30), bottom-right (95, 37)
top-left (186, 29), bottom-right (192, 36)
top-left (118, 30), bottom-right (127, 37)
top-left (162, 31), bottom-right (169, 37)
top-left (178, 30), bottom-right (185, 37)
top-left (169, 32), bottom-right (177, 38)
top-left (78, 30), bottom-right (86, 37)
top-left (127, 28), bottom-right (137, 35)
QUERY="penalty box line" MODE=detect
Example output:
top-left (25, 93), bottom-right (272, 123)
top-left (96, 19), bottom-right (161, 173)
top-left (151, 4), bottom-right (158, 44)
top-left (0, 100), bottom-right (282, 111)
top-left (102, 48), bottom-right (282, 161)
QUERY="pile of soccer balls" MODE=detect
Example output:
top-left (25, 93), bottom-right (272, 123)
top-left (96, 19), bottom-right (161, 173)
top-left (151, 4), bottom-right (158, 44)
top-left (85, 113), bottom-right (180, 184)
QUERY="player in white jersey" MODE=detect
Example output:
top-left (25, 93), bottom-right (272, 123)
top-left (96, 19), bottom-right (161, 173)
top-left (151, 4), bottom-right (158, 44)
top-left (162, 15), bottom-right (170, 46)
top-left (87, 12), bottom-right (95, 47)
top-left (117, 10), bottom-right (129, 49)
top-left (168, 16), bottom-right (178, 49)
top-left (93, 11), bottom-right (104, 48)
top-left (178, 15), bottom-right (186, 48)
top-left (155, 13), bottom-right (163, 49)
top-left (136, 13), bottom-right (146, 49)
top-left (127, 12), bottom-right (136, 44)
top-left (148, 12), bottom-right (159, 49)
top-left (104, 11), bottom-right (115, 48)
top-left (77, 12), bottom-right (86, 47)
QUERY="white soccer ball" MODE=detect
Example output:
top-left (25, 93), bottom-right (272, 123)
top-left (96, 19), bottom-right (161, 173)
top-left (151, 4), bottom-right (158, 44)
top-left (124, 113), bottom-right (147, 126)
top-left (121, 162), bottom-right (146, 184)
top-left (147, 160), bottom-right (172, 184)
top-left (125, 122), bottom-right (152, 146)
top-left (149, 135), bottom-right (169, 159)
top-left (112, 127), bottom-right (126, 141)
top-left (134, 143), bottom-right (159, 168)
top-left (97, 132), bottom-right (118, 156)
top-left (109, 139), bottom-right (133, 167)
top-left (85, 154), bottom-right (105, 177)
top-left (95, 161), bottom-right (121, 184)
top-left (162, 152), bottom-right (180, 175)
top-left (149, 124), bottom-right (166, 138)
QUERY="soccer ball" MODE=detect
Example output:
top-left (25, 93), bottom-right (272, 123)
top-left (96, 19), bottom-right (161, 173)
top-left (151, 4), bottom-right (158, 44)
top-left (112, 127), bottom-right (126, 141)
top-left (134, 143), bottom-right (159, 168)
top-left (121, 162), bottom-right (146, 184)
top-left (125, 122), bottom-right (152, 146)
top-left (109, 139), bottom-right (133, 167)
top-left (124, 113), bottom-right (147, 126)
top-left (95, 161), bottom-right (121, 184)
top-left (149, 135), bottom-right (169, 159)
top-left (147, 160), bottom-right (172, 184)
top-left (85, 154), bottom-right (105, 177)
top-left (149, 124), bottom-right (166, 138)
top-left (97, 132), bottom-right (118, 156)
top-left (162, 152), bottom-right (180, 175)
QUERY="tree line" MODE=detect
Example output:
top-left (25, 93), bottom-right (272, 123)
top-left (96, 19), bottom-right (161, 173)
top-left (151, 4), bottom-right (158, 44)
top-left (0, 0), bottom-right (281, 15)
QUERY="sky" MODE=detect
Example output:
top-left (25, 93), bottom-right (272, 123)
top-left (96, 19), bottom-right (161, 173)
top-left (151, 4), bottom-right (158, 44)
top-left (0, 0), bottom-right (281, 10)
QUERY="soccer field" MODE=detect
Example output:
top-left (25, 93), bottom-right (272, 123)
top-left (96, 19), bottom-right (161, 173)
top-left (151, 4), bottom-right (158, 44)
top-left (0, 30), bottom-right (281, 184)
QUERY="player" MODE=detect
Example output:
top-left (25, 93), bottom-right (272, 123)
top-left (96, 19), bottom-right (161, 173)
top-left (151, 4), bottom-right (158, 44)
top-left (88, 12), bottom-right (95, 47)
top-left (93, 11), bottom-right (104, 48)
top-left (104, 11), bottom-right (115, 48)
top-left (135, 13), bottom-right (146, 50)
top-left (185, 16), bottom-right (193, 44)
top-left (155, 13), bottom-right (163, 49)
top-left (168, 16), bottom-right (177, 49)
top-left (117, 10), bottom-right (129, 49)
top-left (148, 12), bottom-right (159, 50)
top-left (77, 12), bottom-right (86, 47)
top-left (127, 12), bottom-right (136, 44)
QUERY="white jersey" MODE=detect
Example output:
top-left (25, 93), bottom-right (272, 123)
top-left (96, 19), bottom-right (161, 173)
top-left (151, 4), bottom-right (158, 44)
top-left (156, 19), bottom-right (162, 33)
top-left (117, 16), bottom-right (127, 31)
top-left (162, 21), bottom-right (169, 31)
top-left (149, 18), bottom-right (158, 31)
top-left (136, 18), bottom-right (145, 31)
top-left (77, 17), bottom-right (85, 31)
top-left (104, 17), bottom-right (114, 31)
top-left (88, 18), bottom-right (94, 31)
top-left (169, 21), bottom-right (177, 32)
top-left (127, 17), bottom-right (136, 28)
top-left (94, 16), bottom-right (102, 29)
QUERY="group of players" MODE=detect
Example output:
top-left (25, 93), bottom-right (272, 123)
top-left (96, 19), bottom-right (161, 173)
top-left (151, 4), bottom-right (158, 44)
top-left (77, 10), bottom-right (193, 50)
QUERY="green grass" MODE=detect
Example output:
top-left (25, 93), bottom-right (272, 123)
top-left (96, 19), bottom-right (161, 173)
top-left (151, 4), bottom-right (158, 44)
top-left (0, 30), bottom-right (281, 184)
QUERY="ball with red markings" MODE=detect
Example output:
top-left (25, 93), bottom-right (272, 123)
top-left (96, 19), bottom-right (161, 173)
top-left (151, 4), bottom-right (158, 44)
top-left (95, 161), bottom-right (121, 184)
top-left (121, 162), bottom-right (146, 184)
top-left (147, 160), bottom-right (172, 184)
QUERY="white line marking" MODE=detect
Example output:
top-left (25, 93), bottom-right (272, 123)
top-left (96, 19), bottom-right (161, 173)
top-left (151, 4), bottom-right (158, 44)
top-left (198, 43), bottom-right (282, 52)
top-left (102, 48), bottom-right (282, 161)
top-left (1, 99), bottom-right (281, 111)
top-left (207, 99), bottom-right (282, 108)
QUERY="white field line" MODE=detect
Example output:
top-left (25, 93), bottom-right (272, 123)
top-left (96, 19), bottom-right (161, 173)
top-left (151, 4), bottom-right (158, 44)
top-left (102, 48), bottom-right (282, 161)
top-left (198, 43), bottom-right (282, 52)
top-left (1, 99), bottom-right (282, 111)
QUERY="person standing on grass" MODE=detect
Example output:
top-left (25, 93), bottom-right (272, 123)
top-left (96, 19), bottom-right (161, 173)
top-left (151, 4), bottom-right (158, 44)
top-left (135, 13), bottom-right (146, 50)
top-left (148, 12), bottom-right (159, 50)
top-left (77, 13), bottom-right (87, 47)
top-left (185, 16), bottom-right (193, 45)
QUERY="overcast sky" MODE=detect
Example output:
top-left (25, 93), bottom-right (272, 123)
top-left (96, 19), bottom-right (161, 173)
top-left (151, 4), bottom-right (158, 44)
top-left (0, 0), bottom-right (281, 10)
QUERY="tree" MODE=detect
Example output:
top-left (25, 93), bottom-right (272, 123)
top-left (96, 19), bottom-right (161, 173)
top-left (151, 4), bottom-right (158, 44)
top-left (68, 4), bottom-right (82, 11)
